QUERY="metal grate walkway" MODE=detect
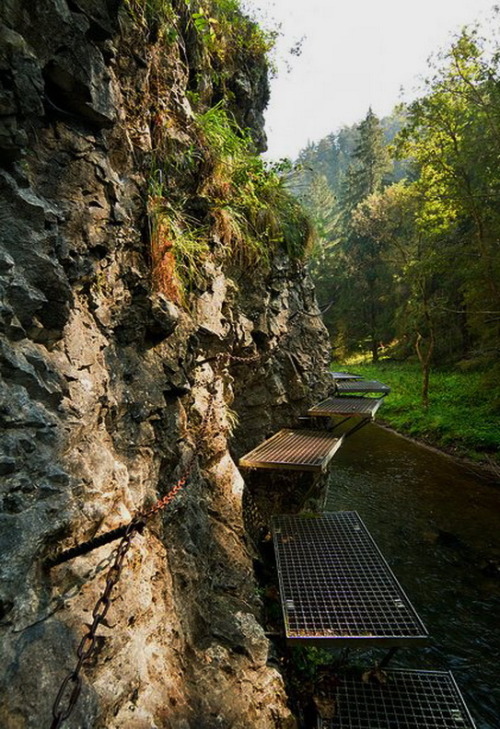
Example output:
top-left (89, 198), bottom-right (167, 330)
top-left (331, 372), bottom-right (363, 381)
top-left (272, 512), bottom-right (428, 645)
top-left (316, 669), bottom-right (477, 728)
top-left (239, 429), bottom-right (344, 472)
top-left (335, 380), bottom-right (391, 395)
top-left (308, 396), bottom-right (384, 419)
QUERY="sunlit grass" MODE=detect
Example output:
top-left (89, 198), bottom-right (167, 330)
top-left (333, 359), bottom-right (500, 464)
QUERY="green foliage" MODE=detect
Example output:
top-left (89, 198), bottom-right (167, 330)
top-left (340, 359), bottom-right (500, 462)
top-left (194, 0), bottom-right (277, 59)
top-left (147, 105), bottom-right (314, 299)
top-left (183, 0), bottom-right (277, 84)
top-left (351, 181), bottom-right (446, 370)
top-left (393, 26), bottom-right (500, 358)
top-left (290, 646), bottom-right (339, 682)
top-left (148, 171), bottom-right (210, 302)
top-left (329, 109), bottom-right (397, 362)
top-left (293, 110), bottom-right (408, 359)
top-left (342, 107), bottom-right (393, 211)
top-left (196, 105), bottom-right (314, 264)
top-left (297, 15), bottom-right (500, 380)
top-left (293, 111), bottom-right (407, 202)
top-left (130, 0), bottom-right (307, 302)
top-left (124, 0), bottom-right (178, 41)
top-left (125, 0), bottom-right (277, 61)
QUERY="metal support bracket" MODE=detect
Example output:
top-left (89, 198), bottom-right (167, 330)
top-left (344, 417), bottom-right (371, 438)
top-left (379, 647), bottom-right (399, 669)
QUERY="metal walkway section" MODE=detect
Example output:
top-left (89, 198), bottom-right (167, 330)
top-left (316, 669), bottom-right (477, 728)
top-left (239, 429), bottom-right (344, 472)
top-left (272, 512), bottom-right (428, 646)
top-left (335, 380), bottom-right (391, 395)
top-left (308, 396), bottom-right (384, 419)
top-left (331, 372), bottom-right (363, 380)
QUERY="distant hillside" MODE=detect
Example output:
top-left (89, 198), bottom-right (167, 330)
top-left (292, 108), bottom-right (409, 198)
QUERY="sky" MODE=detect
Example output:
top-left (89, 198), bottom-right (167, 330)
top-left (244, 0), bottom-right (497, 160)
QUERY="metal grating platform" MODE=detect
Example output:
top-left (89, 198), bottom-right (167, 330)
top-left (331, 372), bottom-right (363, 380)
top-left (308, 396), bottom-right (384, 418)
top-left (317, 670), bottom-right (476, 728)
top-left (335, 380), bottom-right (391, 395)
top-left (272, 512), bottom-right (428, 645)
top-left (239, 429), bottom-right (344, 472)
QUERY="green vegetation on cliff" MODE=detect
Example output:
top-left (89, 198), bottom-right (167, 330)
top-left (125, 0), bottom-right (312, 303)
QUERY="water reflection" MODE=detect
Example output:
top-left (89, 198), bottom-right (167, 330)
top-left (325, 424), bottom-right (500, 729)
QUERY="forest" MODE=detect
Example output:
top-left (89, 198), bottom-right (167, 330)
top-left (291, 20), bottom-right (500, 461)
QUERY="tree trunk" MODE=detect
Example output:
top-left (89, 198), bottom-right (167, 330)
top-left (416, 327), bottom-right (435, 410)
top-left (369, 277), bottom-right (379, 363)
top-left (459, 304), bottom-right (470, 357)
top-left (415, 280), bottom-right (436, 410)
top-left (421, 351), bottom-right (431, 409)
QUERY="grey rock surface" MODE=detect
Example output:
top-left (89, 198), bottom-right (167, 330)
top-left (0, 2), bottom-right (331, 727)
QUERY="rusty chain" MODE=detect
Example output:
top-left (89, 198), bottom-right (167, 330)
top-left (47, 347), bottom-right (270, 569)
top-left (226, 350), bottom-right (262, 365)
top-left (48, 337), bottom-right (286, 727)
top-left (50, 519), bottom-right (138, 729)
top-left (50, 379), bottom-right (218, 728)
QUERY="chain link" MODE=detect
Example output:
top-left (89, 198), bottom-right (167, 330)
top-left (49, 345), bottom-right (271, 727)
top-left (49, 381), bottom-right (218, 728)
top-left (14, 552), bottom-right (116, 635)
top-left (47, 320), bottom-right (304, 727)
top-left (47, 347), bottom-right (270, 563)
top-left (227, 351), bottom-right (262, 365)
top-left (50, 521), bottom-right (138, 728)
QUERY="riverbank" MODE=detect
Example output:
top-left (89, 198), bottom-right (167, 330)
top-left (334, 360), bottom-right (500, 472)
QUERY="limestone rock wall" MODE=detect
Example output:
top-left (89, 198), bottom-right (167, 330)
top-left (0, 2), bottom-right (331, 727)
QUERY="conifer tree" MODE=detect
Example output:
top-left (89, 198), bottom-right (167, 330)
top-left (343, 107), bottom-right (392, 212)
top-left (337, 109), bottom-right (394, 361)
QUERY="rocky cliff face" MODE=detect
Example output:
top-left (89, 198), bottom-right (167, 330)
top-left (0, 2), bottom-right (331, 727)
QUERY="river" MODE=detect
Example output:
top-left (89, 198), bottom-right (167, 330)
top-left (324, 424), bottom-right (500, 729)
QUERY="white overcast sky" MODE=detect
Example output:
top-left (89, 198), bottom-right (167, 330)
top-left (244, 0), bottom-right (497, 160)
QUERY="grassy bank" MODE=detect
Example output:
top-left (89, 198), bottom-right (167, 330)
top-left (335, 359), bottom-right (499, 466)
